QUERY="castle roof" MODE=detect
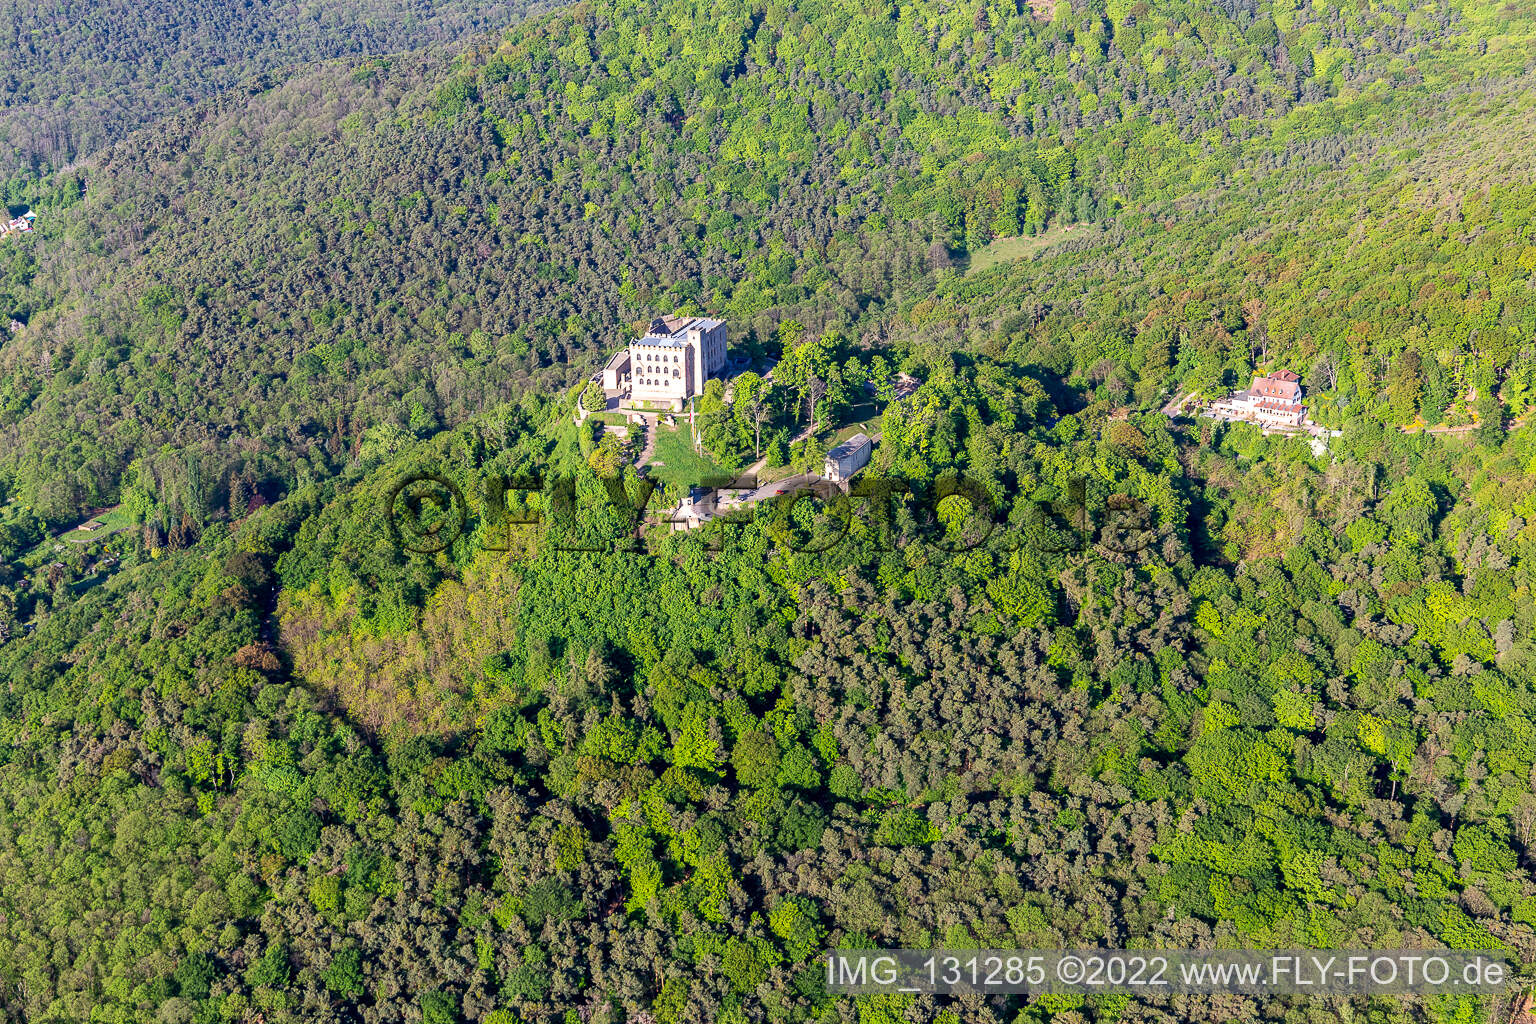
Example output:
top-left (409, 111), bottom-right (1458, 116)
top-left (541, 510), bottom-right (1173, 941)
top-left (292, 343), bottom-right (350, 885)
top-left (827, 433), bottom-right (873, 461)
top-left (640, 315), bottom-right (724, 344)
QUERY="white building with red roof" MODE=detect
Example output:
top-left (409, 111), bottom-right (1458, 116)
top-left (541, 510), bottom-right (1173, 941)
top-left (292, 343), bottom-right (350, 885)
top-left (1206, 369), bottom-right (1309, 429)
top-left (1, 210), bottom-right (35, 238)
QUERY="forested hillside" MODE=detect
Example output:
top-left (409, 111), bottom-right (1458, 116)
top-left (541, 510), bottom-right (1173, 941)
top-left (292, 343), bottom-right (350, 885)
top-left (2, 0), bottom-right (1536, 1022)
top-left (0, 0), bottom-right (1531, 525)
top-left (0, 0), bottom-right (541, 173)
top-left (10, 315), bottom-right (1536, 1023)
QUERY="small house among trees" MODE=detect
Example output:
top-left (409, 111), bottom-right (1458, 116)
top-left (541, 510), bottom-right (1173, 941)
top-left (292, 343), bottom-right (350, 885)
top-left (0, 210), bottom-right (35, 238)
top-left (823, 433), bottom-right (873, 483)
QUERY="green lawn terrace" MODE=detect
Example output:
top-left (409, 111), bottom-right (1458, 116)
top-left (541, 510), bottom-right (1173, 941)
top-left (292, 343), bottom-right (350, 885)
top-left (0, 503), bottom-right (129, 612)
top-left (63, 506), bottom-right (131, 544)
top-left (961, 221), bottom-right (1094, 277)
top-left (647, 421), bottom-right (732, 489)
top-left (5, 503), bottom-right (129, 566)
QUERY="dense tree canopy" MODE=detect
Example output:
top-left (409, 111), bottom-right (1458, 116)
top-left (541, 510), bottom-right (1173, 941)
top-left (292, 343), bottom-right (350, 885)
top-left (0, 0), bottom-right (541, 172)
top-left (0, 0), bottom-right (1535, 1022)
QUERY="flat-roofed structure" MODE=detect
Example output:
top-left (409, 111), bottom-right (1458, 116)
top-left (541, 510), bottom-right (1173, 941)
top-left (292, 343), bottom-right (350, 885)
top-left (824, 432), bottom-right (874, 483)
top-left (601, 347), bottom-right (632, 390)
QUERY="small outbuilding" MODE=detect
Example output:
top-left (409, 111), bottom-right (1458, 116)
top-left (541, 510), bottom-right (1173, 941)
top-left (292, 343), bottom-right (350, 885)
top-left (823, 433), bottom-right (873, 484)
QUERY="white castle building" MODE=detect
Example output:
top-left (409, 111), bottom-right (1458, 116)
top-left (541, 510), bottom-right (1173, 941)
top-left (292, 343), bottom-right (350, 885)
top-left (602, 315), bottom-right (727, 411)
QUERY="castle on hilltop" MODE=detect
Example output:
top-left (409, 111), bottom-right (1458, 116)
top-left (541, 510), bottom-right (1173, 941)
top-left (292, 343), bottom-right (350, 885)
top-left (601, 315), bottom-right (727, 412)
